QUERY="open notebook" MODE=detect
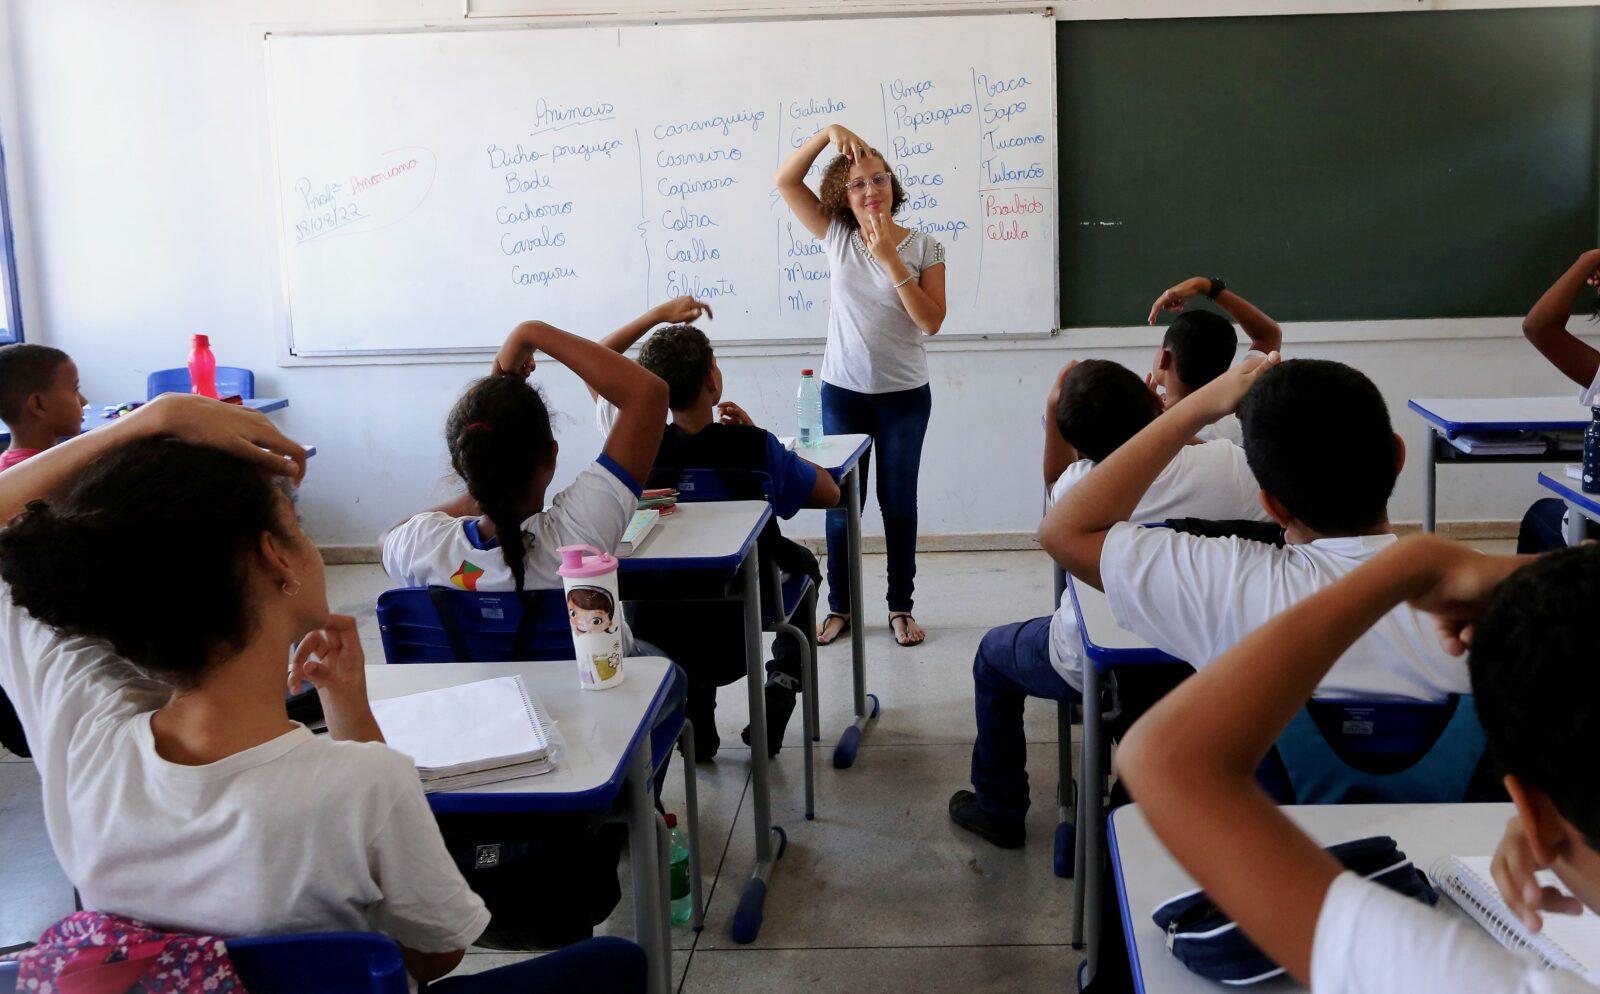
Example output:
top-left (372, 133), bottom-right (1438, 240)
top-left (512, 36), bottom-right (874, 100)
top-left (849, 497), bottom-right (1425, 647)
top-left (1430, 856), bottom-right (1600, 982)
top-left (371, 675), bottom-right (554, 792)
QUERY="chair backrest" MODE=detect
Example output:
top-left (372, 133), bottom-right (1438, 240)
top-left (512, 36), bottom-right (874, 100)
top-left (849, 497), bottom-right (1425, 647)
top-left (146, 366), bottom-right (256, 401)
top-left (376, 585), bottom-right (571, 664)
top-left (1256, 694), bottom-right (1495, 805)
top-left (655, 466), bottom-right (773, 503)
top-left (227, 932), bottom-right (407, 994)
top-left (0, 932), bottom-right (405, 994)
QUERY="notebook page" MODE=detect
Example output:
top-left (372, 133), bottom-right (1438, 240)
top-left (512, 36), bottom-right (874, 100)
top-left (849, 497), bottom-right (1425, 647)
top-left (1435, 856), bottom-right (1600, 982)
top-left (372, 675), bottom-right (549, 777)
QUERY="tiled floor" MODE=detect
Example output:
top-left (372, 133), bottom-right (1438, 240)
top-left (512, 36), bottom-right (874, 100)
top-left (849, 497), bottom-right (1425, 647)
top-left (1, 549), bottom-right (1082, 990)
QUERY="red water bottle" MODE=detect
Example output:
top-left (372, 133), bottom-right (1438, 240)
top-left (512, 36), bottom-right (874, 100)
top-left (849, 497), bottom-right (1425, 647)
top-left (188, 334), bottom-right (218, 399)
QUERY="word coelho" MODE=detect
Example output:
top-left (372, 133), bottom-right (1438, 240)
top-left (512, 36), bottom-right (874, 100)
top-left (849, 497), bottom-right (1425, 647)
top-left (665, 237), bottom-right (719, 263)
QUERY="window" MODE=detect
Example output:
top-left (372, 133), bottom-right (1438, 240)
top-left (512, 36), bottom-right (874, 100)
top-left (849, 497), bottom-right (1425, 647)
top-left (0, 132), bottom-right (19, 344)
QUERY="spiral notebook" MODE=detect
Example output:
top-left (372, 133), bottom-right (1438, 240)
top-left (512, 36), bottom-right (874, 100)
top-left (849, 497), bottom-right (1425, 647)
top-left (1430, 856), bottom-right (1600, 981)
top-left (370, 675), bottom-right (553, 792)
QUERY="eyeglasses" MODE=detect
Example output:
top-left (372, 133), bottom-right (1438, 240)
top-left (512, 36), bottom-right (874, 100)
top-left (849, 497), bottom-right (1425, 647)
top-left (844, 172), bottom-right (892, 194)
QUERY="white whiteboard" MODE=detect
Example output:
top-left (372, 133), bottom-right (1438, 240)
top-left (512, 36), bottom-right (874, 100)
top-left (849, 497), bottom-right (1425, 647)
top-left (265, 13), bottom-right (1057, 356)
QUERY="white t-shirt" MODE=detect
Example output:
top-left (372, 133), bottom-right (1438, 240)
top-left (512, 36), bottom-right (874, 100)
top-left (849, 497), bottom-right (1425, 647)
top-left (1102, 524), bottom-right (1470, 701)
top-left (0, 584), bottom-right (490, 952)
top-left (1048, 439), bottom-right (1267, 689)
top-left (382, 459), bottom-right (641, 650)
top-left (1196, 413), bottom-right (1244, 445)
top-left (819, 219), bottom-right (945, 395)
top-left (1579, 364), bottom-right (1600, 407)
top-left (1312, 872), bottom-right (1598, 993)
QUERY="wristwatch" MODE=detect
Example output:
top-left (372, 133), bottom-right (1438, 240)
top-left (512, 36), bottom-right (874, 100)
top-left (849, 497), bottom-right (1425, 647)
top-left (1205, 277), bottom-right (1226, 300)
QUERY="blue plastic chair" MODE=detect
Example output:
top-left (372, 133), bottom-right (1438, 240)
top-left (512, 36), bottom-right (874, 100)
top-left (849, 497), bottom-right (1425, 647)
top-left (146, 366), bottom-right (256, 401)
top-left (1255, 694), bottom-right (1498, 805)
top-left (375, 584), bottom-right (706, 932)
top-left (0, 932), bottom-right (406, 994)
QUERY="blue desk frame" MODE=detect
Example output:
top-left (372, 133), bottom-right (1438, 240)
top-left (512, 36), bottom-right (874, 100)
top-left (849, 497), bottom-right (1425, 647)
top-left (618, 503), bottom-right (785, 945)
top-left (811, 434), bottom-right (878, 770)
top-left (1067, 575), bottom-right (1180, 988)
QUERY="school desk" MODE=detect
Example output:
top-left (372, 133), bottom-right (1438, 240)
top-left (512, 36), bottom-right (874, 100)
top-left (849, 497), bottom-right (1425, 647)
top-left (366, 657), bottom-right (679, 994)
top-left (615, 499), bottom-right (786, 945)
top-left (1109, 801), bottom-right (1515, 994)
top-left (1537, 469), bottom-right (1600, 543)
top-left (1407, 396), bottom-right (1587, 532)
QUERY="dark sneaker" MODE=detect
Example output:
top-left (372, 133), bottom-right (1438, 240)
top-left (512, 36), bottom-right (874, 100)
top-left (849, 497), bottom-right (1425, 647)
top-left (740, 672), bottom-right (799, 759)
top-left (948, 789), bottom-right (1025, 849)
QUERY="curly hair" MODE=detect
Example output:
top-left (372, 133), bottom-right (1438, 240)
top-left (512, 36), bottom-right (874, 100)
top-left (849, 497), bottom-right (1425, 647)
top-left (0, 437), bottom-right (293, 685)
top-left (817, 151), bottom-right (906, 233)
top-left (446, 374), bottom-right (556, 593)
top-left (637, 324), bottom-right (713, 412)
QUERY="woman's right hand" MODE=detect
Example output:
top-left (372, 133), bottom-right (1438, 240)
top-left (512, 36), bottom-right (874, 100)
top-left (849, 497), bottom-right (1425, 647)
top-left (138, 394), bottom-right (308, 482)
top-left (826, 124), bottom-right (869, 162)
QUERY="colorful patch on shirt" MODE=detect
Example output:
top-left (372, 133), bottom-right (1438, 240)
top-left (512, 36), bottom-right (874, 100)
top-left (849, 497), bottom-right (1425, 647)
top-left (451, 560), bottom-right (485, 590)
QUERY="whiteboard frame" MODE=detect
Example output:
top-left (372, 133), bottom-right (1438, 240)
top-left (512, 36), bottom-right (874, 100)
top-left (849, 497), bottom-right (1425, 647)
top-left (262, 7), bottom-right (1060, 364)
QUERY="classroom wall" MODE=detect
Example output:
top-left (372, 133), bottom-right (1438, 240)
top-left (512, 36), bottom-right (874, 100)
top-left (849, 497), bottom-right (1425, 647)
top-left (4, 0), bottom-right (1588, 553)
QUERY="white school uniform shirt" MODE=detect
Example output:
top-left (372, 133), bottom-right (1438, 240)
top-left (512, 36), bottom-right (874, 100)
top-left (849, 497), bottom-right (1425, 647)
top-left (1312, 872), bottom-right (1598, 993)
top-left (1048, 439), bottom-right (1267, 689)
top-left (1196, 413), bottom-right (1244, 445)
top-left (1101, 523), bottom-right (1471, 701)
top-left (819, 219), bottom-right (946, 395)
top-left (382, 457), bottom-right (642, 651)
top-left (0, 583), bottom-right (491, 953)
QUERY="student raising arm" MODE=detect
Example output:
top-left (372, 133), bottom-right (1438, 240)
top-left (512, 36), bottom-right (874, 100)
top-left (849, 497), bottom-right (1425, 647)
top-left (1117, 535), bottom-right (1600, 992)
top-left (1523, 249), bottom-right (1600, 396)
top-left (1147, 276), bottom-right (1283, 356)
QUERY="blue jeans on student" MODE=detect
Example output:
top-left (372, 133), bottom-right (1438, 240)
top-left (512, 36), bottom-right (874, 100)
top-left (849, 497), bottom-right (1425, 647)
top-left (424, 936), bottom-right (645, 993)
top-left (822, 381), bottom-right (932, 614)
top-left (970, 617), bottom-right (1081, 826)
top-left (1519, 497), bottom-right (1568, 553)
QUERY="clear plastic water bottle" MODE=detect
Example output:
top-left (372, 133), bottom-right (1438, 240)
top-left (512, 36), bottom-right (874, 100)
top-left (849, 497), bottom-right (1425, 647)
top-left (796, 369), bottom-right (823, 448)
top-left (665, 813), bottom-right (692, 925)
top-left (188, 334), bottom-right (219, 399)
top-left (1584, 407), bottom-right (1600, 495)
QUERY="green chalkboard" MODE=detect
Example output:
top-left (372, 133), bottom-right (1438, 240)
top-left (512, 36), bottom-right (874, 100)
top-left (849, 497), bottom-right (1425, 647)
top-left (1057, 8), bottom-right (1600, 328)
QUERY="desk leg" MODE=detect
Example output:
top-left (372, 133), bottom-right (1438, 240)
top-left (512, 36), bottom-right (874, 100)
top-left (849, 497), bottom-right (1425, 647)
top-left (834, 465), bottom-right (880, 769)
top-left (1423, 428), bottom-right (1438, 533)
top-left (1076, 658), bottom-right (1104, 981)
top-left (626, 743), bottom-right (669, 994)
top-left (1568, 500), bottom-right (1590, 544)
top-left (732, 552), bottom-right (786, 944)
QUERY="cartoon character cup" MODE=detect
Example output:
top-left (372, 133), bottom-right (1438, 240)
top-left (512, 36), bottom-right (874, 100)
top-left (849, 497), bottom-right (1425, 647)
top-left (557, 544), bottom-right (625, 690)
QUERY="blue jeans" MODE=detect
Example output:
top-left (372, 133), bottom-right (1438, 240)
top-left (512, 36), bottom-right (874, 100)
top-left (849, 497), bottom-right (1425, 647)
top-left (822, 382), bottom-right (932, 614)
top-left (425, 936), bottom-right (645, 993)
top-left (970, 617), bottom-right (1081, 826)
top-left (1519, 497), bottom-right (1568, 553)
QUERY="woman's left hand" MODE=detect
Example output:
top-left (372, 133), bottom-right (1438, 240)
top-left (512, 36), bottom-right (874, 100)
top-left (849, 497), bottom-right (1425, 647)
top-left (861, 213), bottom-right (904, 272)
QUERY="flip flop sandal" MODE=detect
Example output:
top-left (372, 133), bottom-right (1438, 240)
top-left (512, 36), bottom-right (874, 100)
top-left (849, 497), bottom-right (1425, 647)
top-left (889, 613), bottom-right (924, 647)
top-left (817, 612), bottom-right (851, 646)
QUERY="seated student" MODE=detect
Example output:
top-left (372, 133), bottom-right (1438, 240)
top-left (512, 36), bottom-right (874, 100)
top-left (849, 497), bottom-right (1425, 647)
top-left (0, 394), bottom-right (649, 992)
top-left (0, 343), bottom-right (86, 471)
top-left (1518, 250), bottom-right (1600, 551)
top-left (588, 297), bottom-right (840, 759)
top-left (1118, 534), bottom-right (1600, 994)
top-left (1144, 276), bottom-right (1283, 445)
top-left (948, 358), bottom-right (1269, 848)
top-left (1041, 354), bottom-right (1470, 705)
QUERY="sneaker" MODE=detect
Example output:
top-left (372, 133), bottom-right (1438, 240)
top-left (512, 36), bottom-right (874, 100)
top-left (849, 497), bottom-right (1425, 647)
top-left (740, 671), bottom-right (799, 758)
top-left (948, 789), bottom-right (1025, 849)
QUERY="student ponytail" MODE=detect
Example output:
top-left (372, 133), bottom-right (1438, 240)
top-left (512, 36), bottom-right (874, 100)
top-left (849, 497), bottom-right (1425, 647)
top-left (445, 375), bottom-right (556, 594)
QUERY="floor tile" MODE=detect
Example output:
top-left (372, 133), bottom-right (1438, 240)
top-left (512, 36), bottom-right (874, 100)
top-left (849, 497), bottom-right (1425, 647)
top-left (681, 940), bottom-right (1081, 992)
top-left (697, 742), bottom-right (1074, 950)
top-left (456, 946), bottom-right (690, 990)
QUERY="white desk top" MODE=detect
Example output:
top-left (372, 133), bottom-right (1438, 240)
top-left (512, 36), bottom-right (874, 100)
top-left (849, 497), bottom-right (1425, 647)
top-left (1068, 575), bottom-right (1178, 665)
top-left (1409, 396), bottom-right (1589, 434)
top-left (1539, 470), bottom-right (1600, 520)
top-left (366, 657), bottom-right (672, 810)
top-left (791, 433), bottom-right (871, 477)
top-left (1110, 802), bottom-right (1513, 994)
top-left (620, 499), bottom-right (771, 571)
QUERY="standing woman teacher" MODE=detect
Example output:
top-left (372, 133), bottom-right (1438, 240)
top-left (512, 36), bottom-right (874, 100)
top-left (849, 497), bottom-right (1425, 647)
top-left (776, 124), bottom-right (947, 648)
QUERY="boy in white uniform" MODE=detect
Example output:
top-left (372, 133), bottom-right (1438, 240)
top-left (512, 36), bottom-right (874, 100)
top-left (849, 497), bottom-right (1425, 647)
top-left (1120, 534), bottom-right (1600, 994)
top-left (948, 358), bottom-right (1267, 848)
